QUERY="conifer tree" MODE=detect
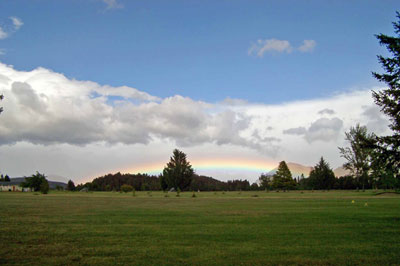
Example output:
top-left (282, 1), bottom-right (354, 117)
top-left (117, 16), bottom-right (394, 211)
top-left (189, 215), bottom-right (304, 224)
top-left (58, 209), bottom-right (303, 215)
top-left (371, 11), bottom-right (400, 184)
top-left (162, 149), bottom-right (194, 191)
top-left (272, 161), bottom-right (296, 190)
top-left (308, 157), bottom-right (336, 190)
top-left (67, 180), bottom-right (76, 191)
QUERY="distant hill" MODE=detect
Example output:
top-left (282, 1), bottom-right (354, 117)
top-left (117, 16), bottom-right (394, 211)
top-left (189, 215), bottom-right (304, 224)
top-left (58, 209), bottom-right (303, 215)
top-left (267, 163), bottom-right (351, 178)
top-left (0, 177), bottom-right (67, 189)
top-left (46, 174), bottom-right (70, 183)
top-left (333, 167), bottom-right (351, 177)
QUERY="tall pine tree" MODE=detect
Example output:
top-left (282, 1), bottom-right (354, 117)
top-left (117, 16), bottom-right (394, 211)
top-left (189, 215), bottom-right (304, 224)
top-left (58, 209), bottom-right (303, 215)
top-left (162, 149), bottom-right (194, 191)
top-left (372, 11), bottom-right (400, 184)
top-left (272, 161), bottom-right (296, 190)
top-left (308, 157), bottom-right (336, 190)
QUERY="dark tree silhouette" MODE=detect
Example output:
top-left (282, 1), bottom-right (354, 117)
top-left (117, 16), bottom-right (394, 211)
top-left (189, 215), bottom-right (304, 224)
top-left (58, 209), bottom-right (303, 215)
top-left (162, 149), bottom-right (194, 191)
top-left (67, 180), bottom-right (76, 191)
top-left (272, 161), bottom-right (296, 190)
top-left (371, 11), bottom-right (400, 185)
top-left (308, 157), bottom-right (336, 190)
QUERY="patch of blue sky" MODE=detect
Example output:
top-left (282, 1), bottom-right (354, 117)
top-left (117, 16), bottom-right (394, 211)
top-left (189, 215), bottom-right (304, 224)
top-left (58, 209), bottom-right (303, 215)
top-left (105, 95), bottom-right (146, 106)
top-left (0, 0), bottom-right (399, 103)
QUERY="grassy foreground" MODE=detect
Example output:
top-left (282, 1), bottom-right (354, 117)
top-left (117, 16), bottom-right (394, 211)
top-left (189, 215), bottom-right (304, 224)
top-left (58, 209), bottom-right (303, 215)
top-left (0, 190), bottom-right (399, 265)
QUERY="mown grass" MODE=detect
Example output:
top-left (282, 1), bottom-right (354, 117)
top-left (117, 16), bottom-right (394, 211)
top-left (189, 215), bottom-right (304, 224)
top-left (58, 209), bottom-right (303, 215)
top-left (0, 190), bottom-right (399, 265)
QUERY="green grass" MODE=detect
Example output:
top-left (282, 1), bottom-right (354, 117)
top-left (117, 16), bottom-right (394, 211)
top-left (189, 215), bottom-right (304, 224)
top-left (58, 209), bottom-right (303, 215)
top-left (0, 190), bottom-right (399, 265)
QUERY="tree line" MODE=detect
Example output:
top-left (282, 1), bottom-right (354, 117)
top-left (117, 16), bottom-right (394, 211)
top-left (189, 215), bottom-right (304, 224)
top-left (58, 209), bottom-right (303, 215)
top-left (72, 172), bottom-right (254, 192)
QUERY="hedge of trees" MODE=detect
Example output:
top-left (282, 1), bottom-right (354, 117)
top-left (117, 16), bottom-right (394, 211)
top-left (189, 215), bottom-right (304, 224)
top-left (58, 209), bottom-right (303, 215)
top-left (76, 172), bottom-right (255, 192)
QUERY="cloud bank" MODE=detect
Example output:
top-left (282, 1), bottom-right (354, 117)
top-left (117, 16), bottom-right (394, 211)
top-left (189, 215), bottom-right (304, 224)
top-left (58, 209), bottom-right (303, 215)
top-left (0, 62), bottom-right (391, 181)
top-left (0, 63), bottom-right (273, 154)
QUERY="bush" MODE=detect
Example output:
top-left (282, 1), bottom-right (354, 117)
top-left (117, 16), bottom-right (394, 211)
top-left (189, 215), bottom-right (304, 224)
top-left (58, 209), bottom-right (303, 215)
top-left (121, 184), bottom-right (133, 193)
top-left (40, 179), bottom-right (49, 194)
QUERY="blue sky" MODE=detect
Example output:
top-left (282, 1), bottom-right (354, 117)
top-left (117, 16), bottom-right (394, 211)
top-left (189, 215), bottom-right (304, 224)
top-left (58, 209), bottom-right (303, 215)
top-left (0, 1), bottom-right (398, 182)
top-left (1, 0), bottom-right (398, 103)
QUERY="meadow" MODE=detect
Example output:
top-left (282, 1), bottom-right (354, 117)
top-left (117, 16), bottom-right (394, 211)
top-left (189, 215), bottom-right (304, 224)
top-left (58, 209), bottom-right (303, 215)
top-left (0, 190), bottom-right (399, 265)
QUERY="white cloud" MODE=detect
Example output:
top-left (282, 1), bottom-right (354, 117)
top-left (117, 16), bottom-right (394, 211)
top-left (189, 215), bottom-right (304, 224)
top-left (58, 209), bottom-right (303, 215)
top-left (298, 40), bottom-right (316, 52)
top-left (0, 63), bottom-right (262, 150)
top-left (248, 39), bottom-right (293, 57)
top-left (249, 39), bottom-right (317, 57)
top-left (0, 62), bottom-right (392, 182)
top-left (103, 0), bottom-right (123, 9)
top-left (0, 17), bottom-right (23, 41)
top-left (9, 17), bottom-right (23, 30)
top-left (318, 108), bottom-right (335, 115)
top-left (94, 85), bottom-right (160, 102)
top-left (0, 27), bottom-right (8, 40)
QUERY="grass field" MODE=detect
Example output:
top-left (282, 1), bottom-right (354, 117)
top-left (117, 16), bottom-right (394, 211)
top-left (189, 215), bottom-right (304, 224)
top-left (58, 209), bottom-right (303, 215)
top-left (0, 190), bottom-right (399, 265)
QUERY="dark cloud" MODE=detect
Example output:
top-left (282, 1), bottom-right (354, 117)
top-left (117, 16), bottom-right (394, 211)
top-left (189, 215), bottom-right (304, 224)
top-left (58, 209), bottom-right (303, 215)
top-left (12, 82), bottom-right (46, 113)
top-left (305, 117), bottom-right (343, 142)
top-left (283, 127), bottom-right (307, 135)
top-left (361, 105), bottom-right (389, 134)
top-left (283, 118), bottom-right (343, 143)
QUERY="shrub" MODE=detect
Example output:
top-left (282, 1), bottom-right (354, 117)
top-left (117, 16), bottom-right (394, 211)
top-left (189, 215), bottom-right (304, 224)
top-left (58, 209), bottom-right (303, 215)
top-left (121, 184), bottom-right (133, 193)
top-left (40, 179), bottom-right (49, 194)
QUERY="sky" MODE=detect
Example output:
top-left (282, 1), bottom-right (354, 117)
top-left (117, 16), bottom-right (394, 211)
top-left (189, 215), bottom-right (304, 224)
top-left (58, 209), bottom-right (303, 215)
top-left (0, 0), bottom-right (398, 183)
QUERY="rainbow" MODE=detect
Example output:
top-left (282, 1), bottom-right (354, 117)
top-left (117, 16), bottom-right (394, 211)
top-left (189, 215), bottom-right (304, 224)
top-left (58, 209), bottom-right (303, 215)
top-left (122, 158), bottom-right (279, 175)
top-left (193, 158), bottom-right (278, 173)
